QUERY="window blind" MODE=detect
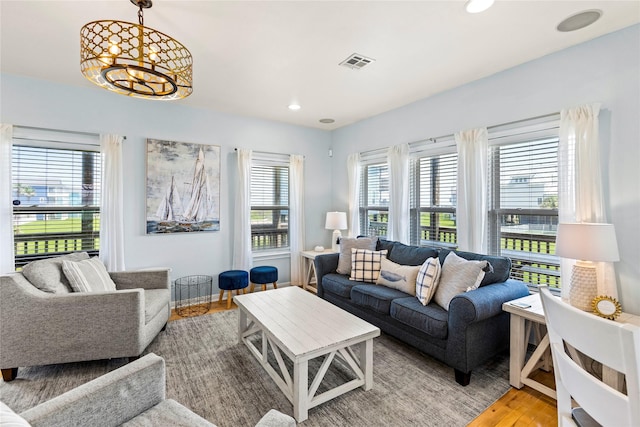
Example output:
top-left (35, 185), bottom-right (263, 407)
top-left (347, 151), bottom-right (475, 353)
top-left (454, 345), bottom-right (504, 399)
top-left (250, 163), bottom-right (289, 251)
top-left (12, 137), bottom-right (101, 269)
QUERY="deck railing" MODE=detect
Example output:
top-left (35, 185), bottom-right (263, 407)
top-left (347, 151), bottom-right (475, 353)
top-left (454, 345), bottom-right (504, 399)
top-left (366, 222), bottom-right (560, 287)
top-left (14, 232), bottom-right (99, 269)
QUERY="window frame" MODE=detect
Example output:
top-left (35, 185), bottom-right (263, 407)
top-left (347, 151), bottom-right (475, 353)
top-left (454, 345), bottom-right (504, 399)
top-left (487, 118), bottom-right (561, 287)
top-left (250, 154), bottom-right (290, 253)
top-left (11, 127), bottom-right (101, 270)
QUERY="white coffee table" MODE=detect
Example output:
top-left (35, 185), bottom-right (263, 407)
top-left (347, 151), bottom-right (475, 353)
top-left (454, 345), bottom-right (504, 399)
top-left (234, 286), bottom-right (380, 422)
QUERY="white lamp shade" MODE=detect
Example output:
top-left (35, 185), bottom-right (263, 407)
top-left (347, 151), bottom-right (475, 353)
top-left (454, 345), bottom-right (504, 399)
top-left (325, 211), bottom-right (347, 230)
top-left (555, 222), bottom-right (620, 262)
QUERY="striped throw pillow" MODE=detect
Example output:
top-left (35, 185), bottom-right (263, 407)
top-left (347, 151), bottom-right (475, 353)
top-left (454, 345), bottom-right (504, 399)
top-left (350, 249), bottom-right (388, 283)
top-left (62, 257), bottom-right (117, 293)
top-left (416, 257), bottom-right (441, 306)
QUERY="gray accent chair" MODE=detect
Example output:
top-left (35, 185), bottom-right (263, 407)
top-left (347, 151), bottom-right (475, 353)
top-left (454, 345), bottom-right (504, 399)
top-left (0, 268), bottom-right (171, 382)
top-left (2, 353), bottom-right (296, 426)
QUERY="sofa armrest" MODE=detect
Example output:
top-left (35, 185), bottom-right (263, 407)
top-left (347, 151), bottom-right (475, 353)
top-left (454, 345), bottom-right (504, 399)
top-left (448, 279), bottom-right (530, 324)
top-left (314, 253), bottom-right (339, 298)
top-left (21, 353), bottom-right (166, 427)
top-left (110, 268), bottom-right (171, 291)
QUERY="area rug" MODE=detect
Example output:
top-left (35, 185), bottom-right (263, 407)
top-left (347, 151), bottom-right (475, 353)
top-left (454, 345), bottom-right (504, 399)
top-left (0, 310), bottom-right (510, 426)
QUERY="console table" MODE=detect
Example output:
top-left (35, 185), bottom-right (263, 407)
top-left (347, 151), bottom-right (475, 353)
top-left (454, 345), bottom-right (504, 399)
top-left (503, 293), bottom-right (640, 399)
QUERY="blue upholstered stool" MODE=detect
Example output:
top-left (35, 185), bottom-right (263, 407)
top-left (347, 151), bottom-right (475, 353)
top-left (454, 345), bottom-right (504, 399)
top-left (249, 266), bottom-right (278, 292)
top-left (218, 270), bottom-right (249, 309)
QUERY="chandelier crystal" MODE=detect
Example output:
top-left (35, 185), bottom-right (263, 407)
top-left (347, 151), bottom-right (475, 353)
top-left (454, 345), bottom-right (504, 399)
top-left (80, 0), bottom-right (193, 100)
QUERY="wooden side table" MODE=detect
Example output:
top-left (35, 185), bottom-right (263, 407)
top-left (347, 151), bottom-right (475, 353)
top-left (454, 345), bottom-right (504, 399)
top-left (503, 292), bottom-right (640, 400)
top-left (300, 249), bottom-right (335, 293)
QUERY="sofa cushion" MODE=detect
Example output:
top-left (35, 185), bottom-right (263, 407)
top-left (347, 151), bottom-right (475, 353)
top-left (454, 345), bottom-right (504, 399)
top-left (416, 257), bottom-right (441, 306)
top-left (438, 249), bottom-right (511, 286)
top-left (388, 242), bottom-right (439, 266)
top-left (336, 237), bottom-right (378, 275)
top-left (376, 257), bottom-right (420, 295)
top-left (62, 257), bottom-right (117, 293)
top-left (434, 251), bottom-right (490, 310)
top-left (321, 273), bottom-right (359, 298)
top-left (121, 399), bottom-right (215, 427)
top-left (144, 289), bottom-right (171, 324)
top-left (350, 249), bottom-right (387, 283)
top-left (22, 252), bottom-right (90, 294)
top-left (390, 297), bottom-right (448, 340)
top-left (350, 284), bottom-right (409, 314)
top-left (376, 238), bottom-right (396, 256)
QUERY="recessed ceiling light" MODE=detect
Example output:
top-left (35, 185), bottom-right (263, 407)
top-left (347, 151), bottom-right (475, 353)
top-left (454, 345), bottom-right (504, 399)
top-left (288, 104), bottom-right (301, 111)
top-left (465, 0), bottom-right (495, 14)
top-left (319, 118), bottom-right (335, 124)
top-left (557, 10), bottom-right (602, 32)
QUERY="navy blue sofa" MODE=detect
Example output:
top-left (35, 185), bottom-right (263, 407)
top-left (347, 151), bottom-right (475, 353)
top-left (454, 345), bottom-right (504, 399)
top-left (314, 239), bottom-right (529, 386)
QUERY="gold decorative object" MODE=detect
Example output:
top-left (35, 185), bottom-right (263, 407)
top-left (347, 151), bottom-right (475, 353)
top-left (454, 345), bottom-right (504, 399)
top-left (591, 295), bottom-right (622, 320)
top-left (80, 0), bottom-right (192, 100)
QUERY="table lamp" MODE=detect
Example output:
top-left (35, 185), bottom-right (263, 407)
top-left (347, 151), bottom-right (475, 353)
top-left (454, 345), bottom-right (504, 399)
top-left (555, 222), bottom-right (619, 311)
top-left (325, 212), bottom-right (348, 252)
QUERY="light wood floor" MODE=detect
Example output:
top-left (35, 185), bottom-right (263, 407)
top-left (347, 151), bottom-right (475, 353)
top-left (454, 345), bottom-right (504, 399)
top-left (170, 301), bottom-right (558, 426)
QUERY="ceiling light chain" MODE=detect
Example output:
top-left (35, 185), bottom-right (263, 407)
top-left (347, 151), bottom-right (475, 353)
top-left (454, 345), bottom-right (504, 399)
top-left (80, 0), bottom-right (193, 100)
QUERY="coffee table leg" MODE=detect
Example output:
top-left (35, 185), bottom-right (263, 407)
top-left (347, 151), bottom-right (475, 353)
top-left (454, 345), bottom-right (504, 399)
top-left (238, 308), bottom-right (247, 345)
top-left (293, 359), bottom-right (309, 422)
top-left (359, 339), bottom-right (373, 390)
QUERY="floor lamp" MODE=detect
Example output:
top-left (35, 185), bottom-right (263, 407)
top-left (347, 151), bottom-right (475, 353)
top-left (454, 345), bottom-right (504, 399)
top-left (555, 222), bottom-right (619, 311)
top-left (325, 212), bottom-right (347, 253)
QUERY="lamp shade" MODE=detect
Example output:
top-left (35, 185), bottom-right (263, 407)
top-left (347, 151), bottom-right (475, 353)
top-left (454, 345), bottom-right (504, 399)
top-left (325, 212), bottom-right (347, 230)
top-left (555, 223), bottom-right (620, 262)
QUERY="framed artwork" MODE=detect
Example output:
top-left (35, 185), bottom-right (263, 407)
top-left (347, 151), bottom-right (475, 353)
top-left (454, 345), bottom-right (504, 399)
top-left (146, 139), bottom-right (220, 234)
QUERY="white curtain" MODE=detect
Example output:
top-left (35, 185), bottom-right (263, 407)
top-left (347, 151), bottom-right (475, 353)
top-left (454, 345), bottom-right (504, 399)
top-left (387, 144), bottom-right (410, 244)
top-left (233, 149), bottom-right (253, 271)
top-left (455, 128), bottom-right (488, 253)
top-left (289, 155), bottom-right (305, 285)
top-left (0, 124), bottom-right (14, 274)
top-left (559, 103), bottom-right (616, 299)
top-left (347, 153), bottom-right (361, 238)
top-left (99, 134), bottom-right (126, 271)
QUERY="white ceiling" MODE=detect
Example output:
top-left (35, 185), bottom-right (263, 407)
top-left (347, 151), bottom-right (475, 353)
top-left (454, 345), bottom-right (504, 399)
top-left (1, 1), bottom-right (639, 130)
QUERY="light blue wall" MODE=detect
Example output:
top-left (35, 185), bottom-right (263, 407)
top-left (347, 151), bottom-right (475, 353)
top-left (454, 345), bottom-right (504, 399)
top-left (331, 25), bottom-right (640, 314)
top-left (0, 74), bottom-right (334, 288)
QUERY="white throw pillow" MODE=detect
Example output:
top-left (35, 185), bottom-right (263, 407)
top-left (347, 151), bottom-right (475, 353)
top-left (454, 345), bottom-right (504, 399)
top-left (0, 401), bottom-right (31, 427)
top-left (336, 237), bottom-right (378, 275)
top-left (433, 251), bottom-right (490, 310)
top-left (62, 257), bottom-right (117, 293)
top-left (376, 257), bottom-right (420, 295)
top-left (350, 249), bottom-right (387, 283)
top-left (415, 257), bottom-right (441, 305)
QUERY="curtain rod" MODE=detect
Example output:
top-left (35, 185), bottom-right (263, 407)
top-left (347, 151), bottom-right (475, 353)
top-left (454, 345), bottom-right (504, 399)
top-left (358, 111), bottom-right (560, 157)
top-left (234, 148), bottom-right (304, 158)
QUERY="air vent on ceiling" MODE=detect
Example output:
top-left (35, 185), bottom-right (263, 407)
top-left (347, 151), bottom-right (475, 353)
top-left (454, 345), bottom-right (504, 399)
top-left (339, 53), bottom-right (375, 70)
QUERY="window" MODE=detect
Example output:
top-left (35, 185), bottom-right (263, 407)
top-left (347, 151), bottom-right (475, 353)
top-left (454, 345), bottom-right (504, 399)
top-left (11, 128), bottom-right (101, 269)
top-left (250, 160), bottom-right (289, 251)
top-left (359, 162), bottom-right (389, 239)
top-left (487, 120), bottom-right (560, 287)
top-left (410, 152), bottom-right (457, 247)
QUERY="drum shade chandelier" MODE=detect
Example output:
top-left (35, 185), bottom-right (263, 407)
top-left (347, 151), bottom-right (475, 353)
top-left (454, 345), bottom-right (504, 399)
top-left (80, 0), bottom-right (192, 100)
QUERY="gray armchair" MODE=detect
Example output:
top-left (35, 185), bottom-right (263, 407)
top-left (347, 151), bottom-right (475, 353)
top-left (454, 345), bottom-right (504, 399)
top-left (2, 353), bottom-right (296, 427)
top-left (0, 267), bottom-right (171, 382)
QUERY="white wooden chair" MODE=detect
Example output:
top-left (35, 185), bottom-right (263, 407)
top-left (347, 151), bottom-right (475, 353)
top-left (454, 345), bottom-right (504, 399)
top-left (539, 286), bottom-right (640, 427)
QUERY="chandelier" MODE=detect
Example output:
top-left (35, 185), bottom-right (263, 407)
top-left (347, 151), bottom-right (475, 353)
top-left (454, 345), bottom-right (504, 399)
top-left (80, 0), bottom-right (192, 100)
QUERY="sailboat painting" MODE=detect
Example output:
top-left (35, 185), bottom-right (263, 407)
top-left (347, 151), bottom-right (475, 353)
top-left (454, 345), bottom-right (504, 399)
top-left (146, 139), bottom-right (220, 234)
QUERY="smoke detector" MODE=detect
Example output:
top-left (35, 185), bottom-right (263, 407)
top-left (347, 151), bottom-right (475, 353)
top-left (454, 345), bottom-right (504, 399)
top-left (339, 53), bottom-right (375, 70)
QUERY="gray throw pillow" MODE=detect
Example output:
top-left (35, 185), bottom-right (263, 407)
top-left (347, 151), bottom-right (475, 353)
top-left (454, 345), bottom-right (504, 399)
top-left (433, 251), bottom-right (491, 310)
top-left (336, 237), bottom-right (378, 275)
top-left (22, 252), bottom-right (90, 293)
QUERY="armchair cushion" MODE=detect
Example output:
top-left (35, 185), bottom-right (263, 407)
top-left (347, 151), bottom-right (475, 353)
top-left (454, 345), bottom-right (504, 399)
top-left (21, 252), bottom-right (89, 294)
top-left (62, 257), bottom-right (116, 293)
top-left (144, 289), bottom-right (171, 324)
